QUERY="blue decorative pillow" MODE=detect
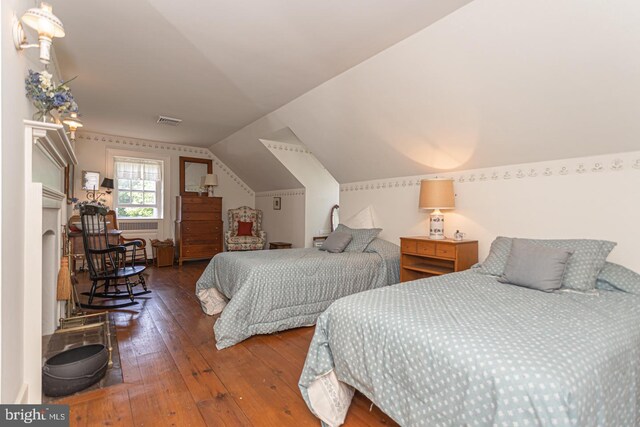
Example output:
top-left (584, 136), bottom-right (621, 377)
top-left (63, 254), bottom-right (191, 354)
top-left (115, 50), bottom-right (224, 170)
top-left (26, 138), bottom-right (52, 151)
top-left (476, 236), bottom-right (513, 276)
top-left (477, 236), bottom-right (616, 291)
top-left (335, 224), bottom-right (381, 253)
top-left (596, 262), bottom-right (640, 295)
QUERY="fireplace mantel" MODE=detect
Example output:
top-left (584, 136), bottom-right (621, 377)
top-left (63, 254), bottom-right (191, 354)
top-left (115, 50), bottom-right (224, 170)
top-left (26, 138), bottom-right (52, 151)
top-left (21, 120), bottom-right (77, 403)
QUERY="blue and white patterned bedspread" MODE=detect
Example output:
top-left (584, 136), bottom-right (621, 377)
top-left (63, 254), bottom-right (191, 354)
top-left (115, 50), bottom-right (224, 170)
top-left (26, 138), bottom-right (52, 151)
top-left (299, 270), bottom-right (640, 426)
top-left (196, 239), bottom-right (399, 349)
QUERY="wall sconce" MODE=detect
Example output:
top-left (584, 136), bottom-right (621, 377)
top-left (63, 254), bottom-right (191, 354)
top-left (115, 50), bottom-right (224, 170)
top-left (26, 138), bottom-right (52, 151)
top-left (62, 112), bottom-right (83, 141)
top-left (13, 2), bottom-right (65, 65)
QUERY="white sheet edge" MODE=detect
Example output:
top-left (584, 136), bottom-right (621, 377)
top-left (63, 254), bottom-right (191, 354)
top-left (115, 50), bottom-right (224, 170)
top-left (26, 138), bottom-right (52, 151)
top-left (307, 370), bottom-right (355, 427)
top-left (197, 287), bottom-right (228, 315)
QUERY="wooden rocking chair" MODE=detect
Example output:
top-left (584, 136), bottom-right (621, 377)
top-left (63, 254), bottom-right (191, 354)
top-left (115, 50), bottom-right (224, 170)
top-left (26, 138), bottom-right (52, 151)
top-left (79, 205), bottom-right (151, 309)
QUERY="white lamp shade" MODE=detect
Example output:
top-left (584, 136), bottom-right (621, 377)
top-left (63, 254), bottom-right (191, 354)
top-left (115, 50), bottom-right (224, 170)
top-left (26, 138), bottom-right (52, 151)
top-left (22, 3), bottom-right (65, 39)
top-left (419, 179), bottom-right (455, 210)
top-left (202, 174), bottom-right (218, 187)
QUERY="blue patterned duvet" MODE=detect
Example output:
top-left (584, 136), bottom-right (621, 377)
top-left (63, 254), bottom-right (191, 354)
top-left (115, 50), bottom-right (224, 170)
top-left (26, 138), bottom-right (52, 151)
top-left (299, 269), bottom-right (640, 426)
top-left (196, 239), bottom-right (399, 349)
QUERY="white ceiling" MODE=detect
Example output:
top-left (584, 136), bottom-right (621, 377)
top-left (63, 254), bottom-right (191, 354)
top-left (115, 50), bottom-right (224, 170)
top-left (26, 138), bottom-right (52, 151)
top-left (51, 0), bottom-right (472, 147)
top-left (212, 0), bottom-right (640, 189)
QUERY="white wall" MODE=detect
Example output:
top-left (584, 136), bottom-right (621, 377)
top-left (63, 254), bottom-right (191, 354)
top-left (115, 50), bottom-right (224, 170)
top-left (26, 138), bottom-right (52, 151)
top-left (341, 151), bottom-right (640, 273)
top-left (73, 131), bottom-right (254, 241)
top-left (262, 140), bottom-right (339, 247)
top-left (0, 0), bottom-right (47, 404)
top-left (256, 189), bottom-right (305, 248)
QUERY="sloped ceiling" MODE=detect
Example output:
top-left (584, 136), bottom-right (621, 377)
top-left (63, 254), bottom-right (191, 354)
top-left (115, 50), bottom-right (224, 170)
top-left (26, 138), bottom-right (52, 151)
top-left (211, 0), bottom-right (640, 188)
top-left (51, 0), bottom-right (472, 147)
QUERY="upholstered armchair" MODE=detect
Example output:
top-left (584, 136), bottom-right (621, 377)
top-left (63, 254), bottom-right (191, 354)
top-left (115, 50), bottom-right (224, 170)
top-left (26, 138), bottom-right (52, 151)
top-left (225, 206), bottom-right (267, 251)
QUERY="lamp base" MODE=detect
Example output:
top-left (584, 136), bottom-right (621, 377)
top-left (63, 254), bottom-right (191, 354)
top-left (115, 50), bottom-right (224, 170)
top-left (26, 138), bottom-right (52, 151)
top-left (428, 209), bottom-right (446, 240)
top-left (207, 186), bottom-right (215, 197)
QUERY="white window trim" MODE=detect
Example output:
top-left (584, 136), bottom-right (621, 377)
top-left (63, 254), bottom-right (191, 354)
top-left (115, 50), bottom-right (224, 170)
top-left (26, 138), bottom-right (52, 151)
top-left (105, 149), bottom-right (171, 222)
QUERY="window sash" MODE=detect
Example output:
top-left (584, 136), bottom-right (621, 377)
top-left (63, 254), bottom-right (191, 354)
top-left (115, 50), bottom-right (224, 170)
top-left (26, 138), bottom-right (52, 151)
top-left (113, 158), bottom-right (164, 219)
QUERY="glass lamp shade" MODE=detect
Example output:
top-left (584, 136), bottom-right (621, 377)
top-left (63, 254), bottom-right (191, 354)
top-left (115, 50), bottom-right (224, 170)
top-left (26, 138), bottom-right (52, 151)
top-left (21, 2), bottom-right (65, 39)
top-left (62, 112), bottom-right (83, 131)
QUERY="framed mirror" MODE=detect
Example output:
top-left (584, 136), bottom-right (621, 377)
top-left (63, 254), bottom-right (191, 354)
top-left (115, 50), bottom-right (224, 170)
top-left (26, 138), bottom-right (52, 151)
top-left (179, 156), bottom-right (212, 196)
top-left (330, 204), bottom-right (340, 232)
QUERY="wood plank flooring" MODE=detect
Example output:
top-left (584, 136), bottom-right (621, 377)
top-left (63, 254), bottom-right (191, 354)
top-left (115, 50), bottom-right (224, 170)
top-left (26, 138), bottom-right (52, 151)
top-left (58, 262), bottom-right (398, 426)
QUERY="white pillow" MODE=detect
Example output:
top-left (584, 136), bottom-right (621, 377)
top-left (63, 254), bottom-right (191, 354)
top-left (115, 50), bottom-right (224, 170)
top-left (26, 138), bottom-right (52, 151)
top-left (341, 206), bottom-right (375, 229)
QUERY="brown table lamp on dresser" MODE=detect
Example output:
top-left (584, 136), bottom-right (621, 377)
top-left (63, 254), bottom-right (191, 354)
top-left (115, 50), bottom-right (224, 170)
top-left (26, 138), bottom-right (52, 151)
top-left (419, 178), bottom-right (455, 240)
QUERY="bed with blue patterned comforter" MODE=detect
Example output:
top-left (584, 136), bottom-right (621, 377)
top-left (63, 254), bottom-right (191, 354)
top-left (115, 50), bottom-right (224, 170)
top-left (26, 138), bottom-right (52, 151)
top-left (299, 266), bottom-right (640, 426)
top-left (196, 239), bottom-right (399, 349)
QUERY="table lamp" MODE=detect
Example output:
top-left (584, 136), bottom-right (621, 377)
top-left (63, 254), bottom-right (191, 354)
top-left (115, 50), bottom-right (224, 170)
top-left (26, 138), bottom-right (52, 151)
top-left (201, 174), bottom-right (218, 197)
top-left (419, 179), bottom-right (455, 240)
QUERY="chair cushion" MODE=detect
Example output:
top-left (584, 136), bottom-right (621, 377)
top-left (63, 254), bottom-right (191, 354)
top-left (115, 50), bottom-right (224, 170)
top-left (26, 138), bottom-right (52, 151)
top-left (228, 236), bottom-right (262, 244)
top-left (237, 221), bottom-right (254, 237)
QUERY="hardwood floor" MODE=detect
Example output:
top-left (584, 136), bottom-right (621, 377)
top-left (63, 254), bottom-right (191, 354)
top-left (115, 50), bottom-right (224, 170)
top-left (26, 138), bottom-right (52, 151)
top-left (58, 262), bottom-right (398, 426)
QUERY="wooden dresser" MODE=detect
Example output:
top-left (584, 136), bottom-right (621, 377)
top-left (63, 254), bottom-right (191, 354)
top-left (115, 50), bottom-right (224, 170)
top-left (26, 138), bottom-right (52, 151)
top-left (175, 196), bottom-right (223, 265)
top-left (400, 237), bottom-right (478, 282)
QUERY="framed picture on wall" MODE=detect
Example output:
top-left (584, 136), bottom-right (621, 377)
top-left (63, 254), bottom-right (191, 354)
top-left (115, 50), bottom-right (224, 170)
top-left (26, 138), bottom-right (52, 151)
top-left (82, 170), bottom-right (100, 191)
top-left (273, 197), bottom-right (281, 210)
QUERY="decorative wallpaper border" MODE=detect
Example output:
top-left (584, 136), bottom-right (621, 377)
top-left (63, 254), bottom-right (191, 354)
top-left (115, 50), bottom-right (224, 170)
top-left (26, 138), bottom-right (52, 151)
top-left (262, 140), bottom-right (312, 155)
top-left (77, 131), bottom-right (254, 196)
top-left (256, 188), bottom-right (305, 197)
top-left (340, 151), bottom-right (640, 193)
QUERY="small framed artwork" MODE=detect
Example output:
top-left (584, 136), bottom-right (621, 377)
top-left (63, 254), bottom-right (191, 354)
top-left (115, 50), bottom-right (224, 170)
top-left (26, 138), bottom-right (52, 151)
top-left (82, 170), bottom-right (100, 190)
top-left (273, 197), bottom-right (281, 210)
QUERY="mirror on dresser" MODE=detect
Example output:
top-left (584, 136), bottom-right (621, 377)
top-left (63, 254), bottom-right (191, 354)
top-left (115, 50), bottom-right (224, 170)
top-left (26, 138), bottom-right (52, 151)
top-left (179, 156), bottom-right (212, 196)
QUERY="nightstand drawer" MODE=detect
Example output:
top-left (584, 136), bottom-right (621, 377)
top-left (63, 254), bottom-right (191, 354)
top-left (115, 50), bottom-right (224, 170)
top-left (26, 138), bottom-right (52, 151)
top-left (399, 237), bottom-right (478, 282)
top-left (417, 241), bottom-right (436, 256)
top-left (401, 239), bottom-right (417, 254)
top-left (436, 244), bottom-right (456, 259)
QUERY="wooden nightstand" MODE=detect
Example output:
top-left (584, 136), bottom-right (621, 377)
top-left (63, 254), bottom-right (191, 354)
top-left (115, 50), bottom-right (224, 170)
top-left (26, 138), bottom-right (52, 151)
top-left (400, 237), bottom-right (478, 282)
top-left (269, 242), bottom-right (292, 249)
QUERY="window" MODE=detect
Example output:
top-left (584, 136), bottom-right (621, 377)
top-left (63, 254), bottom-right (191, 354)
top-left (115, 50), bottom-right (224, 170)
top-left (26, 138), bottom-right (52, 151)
top-left (114, 157), bottom-right (164, 219)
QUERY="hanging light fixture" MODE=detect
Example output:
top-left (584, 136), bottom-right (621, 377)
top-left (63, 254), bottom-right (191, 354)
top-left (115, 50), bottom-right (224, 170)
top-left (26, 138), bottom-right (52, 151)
top-left (62, 112), bottom-right (83, 141)
top-left (13, 2), bottom-right (65, 64)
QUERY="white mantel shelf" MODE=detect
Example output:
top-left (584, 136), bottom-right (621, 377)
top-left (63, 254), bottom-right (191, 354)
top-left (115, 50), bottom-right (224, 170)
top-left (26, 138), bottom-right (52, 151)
top-left (20, 120), bottom-right (78, 404)
top-left (24, 119), bottom-right (78, 167)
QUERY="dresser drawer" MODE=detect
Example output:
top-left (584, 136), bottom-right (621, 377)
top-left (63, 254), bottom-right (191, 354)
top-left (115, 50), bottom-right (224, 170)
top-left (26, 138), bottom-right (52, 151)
top-left (182, 234), bottom-right (222, 245)
top-left (182, 197), bottom-right (222, 210)
top-left (182, 211), bottom-right (222, 221)
top-left (183, 203), bottom-right (223, 213)
top-left (182, 221), bottom-right (222, 235)
top-left (400, 239), bottom-right (417, 254)
top-left (436, 243), bottom-right (456, 259)
top-left (417, 241), bottom-right (436, 256)
top-left (182, 244), bottom-right (222, 259)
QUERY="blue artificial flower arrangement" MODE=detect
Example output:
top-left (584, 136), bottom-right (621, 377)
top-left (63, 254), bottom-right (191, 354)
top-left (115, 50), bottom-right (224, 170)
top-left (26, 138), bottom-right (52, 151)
top-left (25, 69), bottom-right (79, 121)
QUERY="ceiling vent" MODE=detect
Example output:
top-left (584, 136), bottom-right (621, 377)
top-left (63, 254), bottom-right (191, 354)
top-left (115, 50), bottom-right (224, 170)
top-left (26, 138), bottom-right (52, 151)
top-left (156, 115), bottom-right (182, 126)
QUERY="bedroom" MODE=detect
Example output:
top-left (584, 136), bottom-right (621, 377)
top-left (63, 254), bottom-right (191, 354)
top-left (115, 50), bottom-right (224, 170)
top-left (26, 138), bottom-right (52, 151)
top-left (1, 0), bottom-right (639, 426)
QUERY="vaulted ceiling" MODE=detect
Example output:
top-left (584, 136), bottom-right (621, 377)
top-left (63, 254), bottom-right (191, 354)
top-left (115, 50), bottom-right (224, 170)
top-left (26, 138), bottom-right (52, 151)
top-left (211, 0), bottom-right (640, 189)
top-left (52, 0), bottom-right (471, 147)
top-left (53, 0), bottom-right (640, 192)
